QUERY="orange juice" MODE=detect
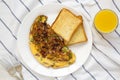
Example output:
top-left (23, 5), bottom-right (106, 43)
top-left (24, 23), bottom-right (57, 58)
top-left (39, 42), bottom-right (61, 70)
top-left (94, 9), bottom-right (118, 33)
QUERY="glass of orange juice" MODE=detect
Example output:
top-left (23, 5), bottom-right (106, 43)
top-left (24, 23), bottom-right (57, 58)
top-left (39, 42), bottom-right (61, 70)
top-left (94, 9), bottom-right (119, 33)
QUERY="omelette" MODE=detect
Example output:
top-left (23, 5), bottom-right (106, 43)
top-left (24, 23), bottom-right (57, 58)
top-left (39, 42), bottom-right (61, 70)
top-left (29, 15), bottom-right (76, 68)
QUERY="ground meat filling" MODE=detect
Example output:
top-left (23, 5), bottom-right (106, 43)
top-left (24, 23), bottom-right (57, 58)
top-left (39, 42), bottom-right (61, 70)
top-left (30, 15), bottom-right (72, 61)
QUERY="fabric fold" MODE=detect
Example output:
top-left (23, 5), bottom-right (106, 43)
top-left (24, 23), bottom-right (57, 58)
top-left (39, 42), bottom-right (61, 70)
top-left (0, 0), bottom-right (120, 80)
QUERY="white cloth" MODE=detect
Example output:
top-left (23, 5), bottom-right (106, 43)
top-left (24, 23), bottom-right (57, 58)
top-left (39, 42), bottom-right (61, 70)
top-left (0, 0), bottom-right (120, 80)
top-left (0, 64), bottom-right (16, 80)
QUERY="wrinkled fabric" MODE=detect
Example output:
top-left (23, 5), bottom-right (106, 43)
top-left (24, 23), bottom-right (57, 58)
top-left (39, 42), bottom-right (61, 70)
top-left (0, 0), bottom-right (120, 80)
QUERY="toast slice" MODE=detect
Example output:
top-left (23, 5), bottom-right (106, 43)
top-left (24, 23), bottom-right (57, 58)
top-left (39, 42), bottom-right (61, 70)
top-left (52, 8), bottom-right (82, 42)
top-left (67, 16), bottom-right (87, 45)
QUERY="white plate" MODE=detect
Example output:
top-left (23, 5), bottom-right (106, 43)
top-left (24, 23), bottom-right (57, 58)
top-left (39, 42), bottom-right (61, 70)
top-left (17, 4), bottom-right (92, 77)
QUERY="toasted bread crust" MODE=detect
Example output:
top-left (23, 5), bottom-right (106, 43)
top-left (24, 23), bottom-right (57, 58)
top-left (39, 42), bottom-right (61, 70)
top-left (67, 16), bottom-right (88, 45)
top-left (76, 16), bottom-right (88, 42)
top-left (52, 8), bottom-right (82, 42)
top-left (67, 23), bottom-right (88, 45)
